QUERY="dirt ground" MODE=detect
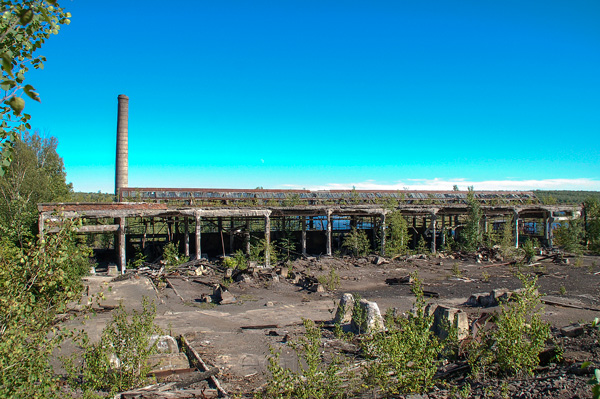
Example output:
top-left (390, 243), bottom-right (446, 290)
top-left (58, 252), bottom-right (600, 398)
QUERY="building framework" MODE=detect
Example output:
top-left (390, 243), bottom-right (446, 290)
top-left (39, 190), bottom-right (580, 273)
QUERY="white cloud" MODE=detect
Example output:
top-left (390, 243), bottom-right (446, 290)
top-left (282, 178), bottom-right (600, 191)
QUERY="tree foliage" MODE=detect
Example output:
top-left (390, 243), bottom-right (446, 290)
top-left (0, 0), bottom-right (69, 175)
top-left (342, 227), bottom-right (370, 257)
top-left (363, 273), bottom-right (443, 394)
top-left (584, 196), bottom-right (600, 253)
top-left (460, 187), bottom-right (482, 252)
top-left (554, 218), bottom-right (585, 254)
top-left (468, 273), bottom-right (551, 377)
top-left (0, 130), bottom-right (71, 245)
top-left (0, 220), bottom-right (91, 398)
top-left (385, 211), bottom-right (409, 256)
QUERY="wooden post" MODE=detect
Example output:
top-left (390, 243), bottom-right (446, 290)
top-left (184, 218), bottom-right (190, 257)
top-left (117, 217), bottom-right (126, 274)
top-left (430, 213), bottom-right (437, 254)
top-left (380, 213), bottom-right (386, 256)
top-left (326, 210), bottom-right (332, 256)
top-left (441, 215), bottom-right (446, 247)
top-left (229, 217), bottom-right (234, 254)
top-left (195, 215), bottom-right (201, 260)
top-left (245, 219), bottom-right (251, 255)
top-left (264, 215), bottom-right (271, 267)
top-left (167, 218), bottom-right (173, 242)
top-left (514, 210), bottom-right (519, 248)
top-left (142, 220), bottom-right (147, 250)
top-left (301, 216), bottom-right (307, 256)
top-left (545, 213), bottom-right (554, 248)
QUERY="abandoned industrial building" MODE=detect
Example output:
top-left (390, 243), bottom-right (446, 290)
top-left (37, 95), bottom-right (581, 272)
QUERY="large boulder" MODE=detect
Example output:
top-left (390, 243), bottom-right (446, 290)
top-left (351, 299), bottom-right (385, 334)
top-left (333, 293), bottom-right (355, 324)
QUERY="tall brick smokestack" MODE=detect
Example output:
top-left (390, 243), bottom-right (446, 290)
top-left (115, 94), bottom-right (129, 197)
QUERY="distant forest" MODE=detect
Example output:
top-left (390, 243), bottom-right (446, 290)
top-left (534, 190), bottom-right (600, 205)
top-left (70, 191), bottom-right (115, 203)
top-left (69, 190), bottom-right (600, 205)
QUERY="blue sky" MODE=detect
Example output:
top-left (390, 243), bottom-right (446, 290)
top-left (25, 0), bottom-right (600, 193)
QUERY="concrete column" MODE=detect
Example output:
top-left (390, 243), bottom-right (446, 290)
top-left (545, 214), bottom-right (555, 247)
top-left (430, 213), bottom-right (437, 253)
top-left (412, 217), bottom-right (417, 248)
top-left (245, 219), bottom-right (251, 255)
top-left (229, 218), bottom-right (235, 254)
top-left (380, 213), bottom-right (386, 256)
top-left (441, 215), bottom-right (446, 247)
top-left (264, 215), bottom-right (271, 267)
top-left (514, 210), bottom-right (520, 248)
top-left (184, 218), bottom-right (190, 257)
top-left (117, 217), bottom-right (126, 274)
top-left (548, 217), bottom-right (554, 247)
top-left (301, 216), bottom-right (307, 256)
top-left (326, 210), bottom-right (333, 256)
top-left (195, 215), bottom-right (201, 260)
top-left (142, 220), bottom-right (147, 250)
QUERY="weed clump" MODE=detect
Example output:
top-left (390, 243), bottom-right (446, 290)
top-left (65, 298), bottom-right (162, 395)
top-left (361, 272), bottom-right (443, 395)
top-left (468, 273), bottom-right (551, 378)
top-left (262, 319), bottom-right (349, 399)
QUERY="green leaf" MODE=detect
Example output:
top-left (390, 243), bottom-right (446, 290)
top-left (0, 53), bottom-right (13, 77)
top-left (19, 8), bottom-right (34, 26)
top-left (23, 85), bottom-right (40, 102)
top-left (0, 79), bottom-right (16, 91)
top-left (582, 361), bottom-right (592, 369)
top-left (7, 96), bottom-right (25, 115)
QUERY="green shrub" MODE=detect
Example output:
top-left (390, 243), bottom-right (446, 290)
top-left (318, 267), bottom-right (340, 291)
top-left (342, 228), bottom-right (370, 257)
top-left (0, 220), bottom-right (91, 398)
top-left (554, 219), bottom-right (585, 253)
top-left (127, 249), bottom-right (146, 269)
top-left (385, 211), bottom-right (409, 256)
top-left (162, 242), bottom-right (188, 269)
top-left (277, 235), bottom-right (296, 262)
top-left (521, 238), bottom-right (539, 263)
top-left (362, 273), bottom-right (443, 394)
top-left (222, 256), bottom-right (238, 269)
top-left (65, 298), bottom-right (162, 394)
top-left (249, 238), bottom-right (278, 265)
top-left (416, 235), bottom-right (429, 254)
top-left (262, 319), bottom-right (349, 399)
top-left (468, 273), bottom-right (551, 377)
top-left (500, 217), bottom-right (516, 261)
top-left (460, 187), bottom-right (482, 252)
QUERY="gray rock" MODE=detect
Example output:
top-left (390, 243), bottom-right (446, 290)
top-left (149, 335), bottom-right (179, 354)
top-left (213, 285), bottom-right (236, 304)
top-left (351, 299), bottom-right (385, 334)
top-left (560, 323), bottom-right (584, 338)
top-left (147, 352), bottom-right (190, 373)
top-left (333, 293), bottom-right (355, 324)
